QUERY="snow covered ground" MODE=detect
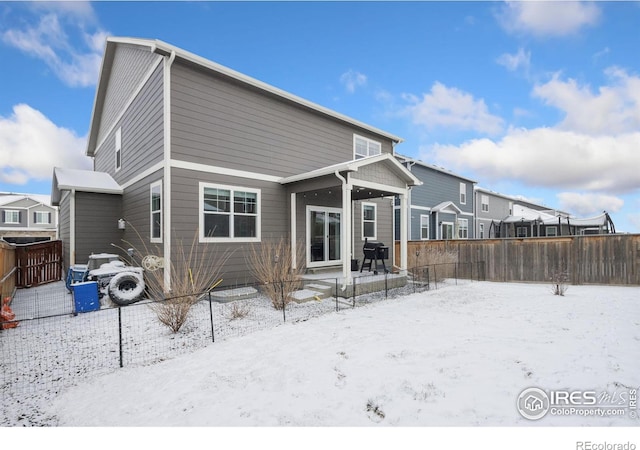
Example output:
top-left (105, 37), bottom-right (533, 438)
top-left (3, 280), bottom-right (640, 446)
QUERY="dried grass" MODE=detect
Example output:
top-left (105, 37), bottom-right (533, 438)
top-left (247, 236), bottom-right (305, 310)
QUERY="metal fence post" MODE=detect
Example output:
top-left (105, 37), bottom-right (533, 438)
top-left (208, 291), bottom-right (215, 343)
top-left (335, 278), bottom-right (339, 312)
top-left (352, 276), bottom-right (356, 308)
top-left (384, 271), bottom-right (388, 300)
top-left (118, 306), bottom-right (123, 368)
top-left (281, 281), bottom-right (286, 322)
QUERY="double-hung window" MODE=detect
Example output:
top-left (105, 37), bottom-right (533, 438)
top-left (458, 218), bottom-right (469, 239)
top-left (420, 215), bottom-right (430, 240)
top-left (354, 134), bottom-right (381, 159)
top-left (200, 183), bottom-right (260, 242)
top-left (34, 211), bottom-right (51, 224)
top-left (150, 181), bottom-right (162, 242)
top-left (459, 183), bottom-right (467, 205)
top-left (481, 195), bottom-right (489, 212)
top-left (362, 203), bottom-right (377, 240)
top-left (3, 210), bottom-right (20, 224)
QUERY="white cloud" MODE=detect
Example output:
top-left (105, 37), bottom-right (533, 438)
top-left (1, 4), bottom-right (107, 87)
top-left (0, 104), bottom-right (91, 185)
top-left (403, 82), bottom-right (504, 135)
top-left (425, 128), bottom-right (640, 193)
top-left (340, 69), bottom-right (367, 94)
top-left (497, 47), bottom-right (531, 73)
top-left (557, 192), bottom-right (624, 217)
top-left (533, 67), bottom-right (640, 135)
top-left (498, 1), bottom-right (600, 37)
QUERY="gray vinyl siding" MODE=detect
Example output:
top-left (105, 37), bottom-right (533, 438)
top-left (74, 193), bottom-right (123, 265)
top-left (351, 164), bottom-right (406, 189)
top-left (409, 165), bottom-right (474, 215)
top-left (168, 167), bottom-right (288, 287)
top-left (170, 62), bottom-right (394, 178)
top-left (59, 191), bottom-right (71, 271)
top-left (118, 170), bottom-right (164, 260)
top-left (97, 44), bottom-right (162, 146)
top-left (94, 63), bottom-right (164, 184)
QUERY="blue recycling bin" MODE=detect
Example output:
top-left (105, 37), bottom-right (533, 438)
top-left (72, 281), bottom-right (100, 313)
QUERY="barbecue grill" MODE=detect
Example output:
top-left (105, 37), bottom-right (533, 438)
top-left (361, 239), bottom-right (389, 274)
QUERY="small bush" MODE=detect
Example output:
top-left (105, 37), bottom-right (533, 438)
top-left (247, 236), bottom-right (305, 310)
top-left (227, 301), bottom-right (250, 320)
top-left (550, 265), bottom-right (569, 296)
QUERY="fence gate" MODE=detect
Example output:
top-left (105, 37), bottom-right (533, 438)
top-left (15, 240), bottom-right (63, 288)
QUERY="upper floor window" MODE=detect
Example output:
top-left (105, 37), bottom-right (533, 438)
top-left (481, 195), bottom-right (489, 212)
top-left (3, 210), bottom-right (20, 224)
top-left (150, 181), bottom-right (162, 243)
top-left (115, 127), bottom-right (122, 172)
top-left (33, 211), bottom-right (51, 224)
top-left (200, 183), bottom-right (260, 242)
top-left (362, 203), bottom-right (377, 240)
top-left (459, 183), bottom-right (467, 205)
top-left (354, 134), bottom-right (381, 159)
top-left (458, 218), bottom-right (469, 239)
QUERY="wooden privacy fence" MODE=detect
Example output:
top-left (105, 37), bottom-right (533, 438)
top-left (0, 240), bottom-right (16, 299)
top-left (14, 240), bottom-right (63, 288)
top-left (396, 234), bottom-right (640, 286)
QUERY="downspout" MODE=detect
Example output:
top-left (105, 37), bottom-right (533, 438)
top-left (70, 189), bottom-right (76, 265)
top-left (163, 50), bottom-right (176, 290)
top-left (335, 170), bottom-right (352, 291)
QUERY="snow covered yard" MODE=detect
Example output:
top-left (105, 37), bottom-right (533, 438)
top-left (26, 280), bottom-right (639, 427)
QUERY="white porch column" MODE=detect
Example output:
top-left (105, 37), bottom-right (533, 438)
top-left (290, 192), bottom-right (297, 270)
top-left (341, 181), bottom-right (353, 286)
top-left (399, 190), bottom-right (408, 275)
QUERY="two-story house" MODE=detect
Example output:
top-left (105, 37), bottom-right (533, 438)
top-left (0, 193), bottom-right (58, 244)
top-left (51, 37), bottom-right (420, 290)
top-left (394, 155), bottom-right (476, 241)
top-left (474, 187), bottom-right (614, 238)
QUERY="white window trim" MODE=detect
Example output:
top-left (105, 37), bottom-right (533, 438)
top-left (458, 218), bottom-right (469, 239)
top-left (441, 221), bottom-right (454, 240)
top-left (199, 182), bottom-right (261, 243)
top-left (546, 226), bottom-right (558, 237)
top-left (150, 180), bottom-right (163, 243)
top-left (481, 195), bottom-right (489, 212)
top-left (459, 182), bottom-right (467, 205)
top-left (361, 202), bottom-right (377, 241)
top-left (420, 214), bottom-right (430, 240)
top-left (479, 223), bottom-right (485, 239)
top-left (115, 127), bottom-right (122, 172)
top-left (3, 210), bottom-right (20, 224)
top-left (353, 134), bottom-right (382, 159)
top-left (33, 211), bottom-right (51, 224)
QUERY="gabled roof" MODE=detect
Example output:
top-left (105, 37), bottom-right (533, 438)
top-left (395, 154), bottom-right (477, 184)
top-left (88, 37), bottom-right (403, 156)
top-left (431, 201), bottom-right (463, 215)
top-left (279, 153), bottom-right (422, 187)
top-left (51, 167), bottom-right (122, 206)
top-left (0, 193), bottom-right (52, 208)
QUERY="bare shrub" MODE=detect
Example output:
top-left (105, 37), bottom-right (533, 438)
top-left (122, 225), bottom-right (232, 333)
top-left (550, 264), bottom-right (569, 296)
top-left (227, 301), bottom-right (250, 320)
top-left (247, 236), bottom-right (305, 310)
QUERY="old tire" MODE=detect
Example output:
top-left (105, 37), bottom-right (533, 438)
top-left (108, 272), bottom-right (145, 306)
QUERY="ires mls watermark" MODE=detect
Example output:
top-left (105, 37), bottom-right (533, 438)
top-left (516, 386), bottom-right (638, 421)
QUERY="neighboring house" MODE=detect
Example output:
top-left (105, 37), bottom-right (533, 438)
top-left (474, 187), bottom-right (615, 238)
top-left (0, 193), bottom-right (58, 244)
top-left (394, 155), bottom-right (476, 241)
top-left (51, 37), bottom-right (420, 289)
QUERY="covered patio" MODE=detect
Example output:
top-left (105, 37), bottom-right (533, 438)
top-left (280, 153), bottom-right (421, 293)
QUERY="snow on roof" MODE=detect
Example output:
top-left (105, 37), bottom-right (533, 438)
top-left (51, 168), bottom-right (122, 205)
top-left (0, 192), bottom-right (52, 207)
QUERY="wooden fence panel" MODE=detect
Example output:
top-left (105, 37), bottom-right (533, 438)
top-left (0, 241), bottom-right (16, 299)
top-left (397, 234), bottom-right (640, 285)
top-left (14, 240), bottom-right (63, 288)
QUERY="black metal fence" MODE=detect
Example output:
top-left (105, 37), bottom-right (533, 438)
top-left (1, 263), bottom-right (485, 426)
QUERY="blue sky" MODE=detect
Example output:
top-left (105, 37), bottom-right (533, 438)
top-left (1, 1), bottom-right (639, 232)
